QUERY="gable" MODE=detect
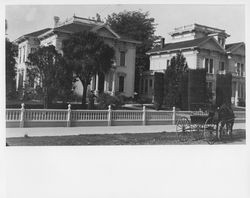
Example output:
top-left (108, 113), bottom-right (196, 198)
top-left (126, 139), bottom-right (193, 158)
top-left (199, 38), bottom-right (225, 53)
top-left (96, 26), bottom-right (118, 39)
top-left (231, 44), bottom-right (245, 56)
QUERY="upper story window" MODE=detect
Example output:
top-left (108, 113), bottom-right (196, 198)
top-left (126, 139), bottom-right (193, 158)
top-left (219, 61), bottom-right (225, 71)
top-left (120, 51), bottom-right (125, 66)
top-left (236, 63), bottom-right (244, 76)
top-left (22, 46), bottom-right (26, 63)
top-left (205, 58), bottom-right (214, 74)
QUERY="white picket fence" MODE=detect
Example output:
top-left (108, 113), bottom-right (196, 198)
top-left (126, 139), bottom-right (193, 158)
top-left (6, 103), bottom-right (246, 128)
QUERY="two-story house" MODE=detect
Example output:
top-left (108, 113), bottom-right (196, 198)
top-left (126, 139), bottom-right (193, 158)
top-left (14, 15), bottom-right (140, 98)
top-left (141, 23), bottom-right (245, 106)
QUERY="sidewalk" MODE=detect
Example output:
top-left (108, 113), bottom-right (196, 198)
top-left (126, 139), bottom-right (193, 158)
top-left (6, 123), bottom-right (245, 138)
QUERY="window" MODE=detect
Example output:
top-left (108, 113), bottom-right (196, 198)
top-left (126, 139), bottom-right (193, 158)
top-left (18, 48), bottom-right (21, 63)
top-left (149, 79), bottom-right (153, 88)
top-left (236, 63), bottom-right (241, 76)
top-left (209, 59), bottom-right (213, 74)
top-left (145, 79), bottom-right (148, 94)
top-left (166, 60), bottom-right (170, 67)
top-left (241, 64), bottom-right (244, 76)
top-left (118, 76), bottom-right (125, 92)
top-left (204, 58), bottom-right (214, 74)
top-left (219, 61), bottom-right (225, 71)
top-left (108, 73), bottom-right (113, 91)
top-left (120, 51), bottom-right (125, 66)
top-left (22, 46), bottom-right (26, 63)
top-left (205, 58), bottom-right (209, 72)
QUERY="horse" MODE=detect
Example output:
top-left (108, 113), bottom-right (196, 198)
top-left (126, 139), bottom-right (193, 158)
top-left (208, 103), bottom-right (235, 140)
top-left (217, 103), bottom-right (235, 139)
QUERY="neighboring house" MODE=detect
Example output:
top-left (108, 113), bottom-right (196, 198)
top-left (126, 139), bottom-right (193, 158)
top-left (142, 23), bottom-right (245, 106)
top-left (14, 15), bottom-right (140, 98)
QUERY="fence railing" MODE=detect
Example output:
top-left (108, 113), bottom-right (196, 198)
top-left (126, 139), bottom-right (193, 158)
top-left (6, 103), bottom-right (246, 128)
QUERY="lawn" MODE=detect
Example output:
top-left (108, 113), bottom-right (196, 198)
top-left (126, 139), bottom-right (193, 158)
top-left (6, 129), bottom-right (245, 146)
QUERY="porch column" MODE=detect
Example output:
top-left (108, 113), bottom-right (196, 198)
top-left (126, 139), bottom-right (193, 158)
top-left (94, 73), bottom-right (99, 95)
top-left (16, 70), bottom-right (19, 91)
top-left (235, 82), bottom-right (238, 106)
top-left (111, 72), bottom-right (116, 96)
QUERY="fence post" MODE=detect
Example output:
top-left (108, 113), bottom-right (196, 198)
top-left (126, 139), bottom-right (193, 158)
top-left (20, 103), bottom-right (25, 128)
top-left (108, 105), bottom-right (112, 126)
top-left (172, 106), bottom-right (176, 125)
top-left (67, 104), bottom-right (71, 127)
top-left (142, 105), bottom-right (146, 125)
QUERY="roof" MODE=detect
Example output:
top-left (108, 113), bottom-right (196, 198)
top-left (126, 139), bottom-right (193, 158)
top-left (24, 28), bottom-right (51, 37)
top-left (147, 37), bottom-right (211, 54)
top-left (15, 28), bottom-right (51, 43)
top-left (225, 42), bottom-right (245, 52)
top-left (15, 16), bottom-right (140, 45)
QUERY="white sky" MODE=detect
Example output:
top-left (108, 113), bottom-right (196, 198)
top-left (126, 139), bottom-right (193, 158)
top-left (5, 4), bottom-right (245, 44)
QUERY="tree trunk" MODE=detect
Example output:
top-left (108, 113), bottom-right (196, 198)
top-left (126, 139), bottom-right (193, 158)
top-left (81, 83), bottom-right (88, 109)
top-left (43, 87), bottom-right (48, 109)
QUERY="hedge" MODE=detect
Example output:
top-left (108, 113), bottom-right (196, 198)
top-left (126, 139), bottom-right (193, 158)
top-left (188, 69), bottom-right (207, 110)
top-left (154, 72), bottom-right (164, 109)
top-left (216, 73), bottom-right (232, 107)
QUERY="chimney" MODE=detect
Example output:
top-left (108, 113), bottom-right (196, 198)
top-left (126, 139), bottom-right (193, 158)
top-left (160, 37), bottom-right (165, 48)
top-left (54, 16), bottom-right (60, 27)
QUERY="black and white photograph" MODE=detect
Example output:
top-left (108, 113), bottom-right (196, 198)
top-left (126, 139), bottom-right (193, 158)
top-left (2, 2), bottom-right (249, 198)
top-left (5, 4), bottom-right (245, 146)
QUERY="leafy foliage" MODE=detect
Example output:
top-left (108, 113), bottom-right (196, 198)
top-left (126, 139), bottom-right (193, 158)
top-left (96, 93), bottom-right (125, 109)
top-left (106, 10), bottom-right (159, 91)
top-left (27, 45), bottom-right (73, 108)
top-left (6, 38), bottom-right (17, 99)
top-left (164, 52), bottom-right (188, 108)
top-left (62, 31), bottom-right (115, 108)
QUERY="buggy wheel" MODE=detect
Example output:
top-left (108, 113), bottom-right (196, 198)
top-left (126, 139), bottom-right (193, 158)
top-left (192, 124), bottom-right (204, 140)
top-left (204, 117), bottom-right (217, 144)
top-left (176, 117), bottom-right (191, 142)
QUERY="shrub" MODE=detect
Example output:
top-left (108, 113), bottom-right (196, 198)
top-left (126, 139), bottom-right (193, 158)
top-left (96, 93), bottom-right (125, 109)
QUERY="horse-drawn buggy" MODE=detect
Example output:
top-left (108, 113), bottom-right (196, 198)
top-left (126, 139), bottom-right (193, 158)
top-left (176, 103), bottom-right (235, 144)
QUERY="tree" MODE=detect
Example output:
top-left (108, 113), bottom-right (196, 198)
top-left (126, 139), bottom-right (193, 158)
top-left (164, 52), bottom-right (188, 108)
top-left (106, 10), bottom-right (159, 92)
top-left (6, 38), bottom-right (17, 98)
top-left (62, 31), bottom-right (115, 108)
top-left (27, 45), bottom-right (73, 108)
